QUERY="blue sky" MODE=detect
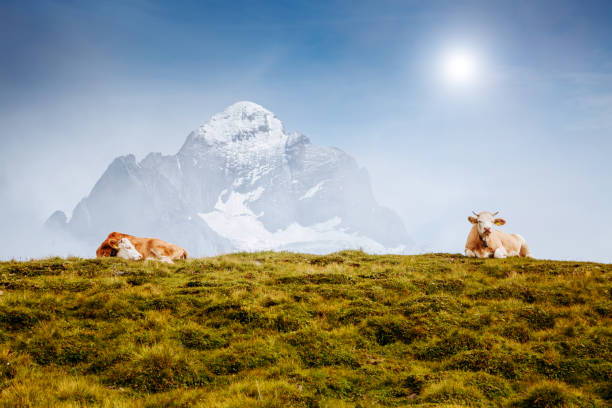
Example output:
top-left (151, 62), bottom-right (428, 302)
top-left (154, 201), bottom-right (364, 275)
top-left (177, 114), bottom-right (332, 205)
top-left (1, 0), bottom-right (611, 261)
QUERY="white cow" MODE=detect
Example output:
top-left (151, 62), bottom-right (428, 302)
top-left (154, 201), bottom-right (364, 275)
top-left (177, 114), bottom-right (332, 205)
top-left (465, 211), bottom-right (532, 259)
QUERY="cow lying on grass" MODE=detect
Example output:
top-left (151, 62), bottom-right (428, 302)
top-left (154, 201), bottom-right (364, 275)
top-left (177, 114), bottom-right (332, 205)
top-left (96, 232), bottom-right (188, 263)
top-left (465, 211), bottom-right (532, 259)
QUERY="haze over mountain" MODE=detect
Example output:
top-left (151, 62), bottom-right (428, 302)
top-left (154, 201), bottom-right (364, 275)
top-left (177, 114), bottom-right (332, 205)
top-left (47, 102), bottom-right (411, 257)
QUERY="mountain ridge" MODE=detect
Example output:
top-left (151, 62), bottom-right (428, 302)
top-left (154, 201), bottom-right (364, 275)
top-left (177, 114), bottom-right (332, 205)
top-left (48, 101), bottom-right (412, 256)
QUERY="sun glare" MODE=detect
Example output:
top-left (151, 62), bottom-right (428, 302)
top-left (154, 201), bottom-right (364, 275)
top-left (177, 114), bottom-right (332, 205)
top-left (440, 49), bottom-right (479, 86)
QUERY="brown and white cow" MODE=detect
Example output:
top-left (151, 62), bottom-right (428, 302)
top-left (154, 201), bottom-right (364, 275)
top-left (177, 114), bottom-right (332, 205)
top-left (465, 211), bottom-right (532, 259)
top-left (96, 232), bottom-right (188, 263)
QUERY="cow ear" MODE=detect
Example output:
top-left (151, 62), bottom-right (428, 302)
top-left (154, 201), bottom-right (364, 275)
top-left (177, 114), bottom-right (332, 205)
top-left (494, 218), bottom-right (506, 226)
top-left (468, 216), bottom-right (478, 224)
top-left (108, 239), bottom-right (119, 249)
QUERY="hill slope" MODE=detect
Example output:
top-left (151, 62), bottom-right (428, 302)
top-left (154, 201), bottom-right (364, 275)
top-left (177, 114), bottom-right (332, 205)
top-left (0, 253), bottom-right (610, 407)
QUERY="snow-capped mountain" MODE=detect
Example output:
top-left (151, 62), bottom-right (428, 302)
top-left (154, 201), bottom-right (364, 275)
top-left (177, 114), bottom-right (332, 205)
top-left (49, 101), bottom-right (411, 256)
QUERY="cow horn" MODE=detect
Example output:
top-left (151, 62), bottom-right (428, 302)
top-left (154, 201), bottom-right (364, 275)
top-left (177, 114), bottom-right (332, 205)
top-left (472, 211), bottom-right (478, 216)
top-left (492, 211), bottom-right (499, 216)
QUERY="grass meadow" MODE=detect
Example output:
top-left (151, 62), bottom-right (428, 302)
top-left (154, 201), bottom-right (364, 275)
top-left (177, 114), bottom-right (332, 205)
top-left (0, 252), bottom-right (610, 407)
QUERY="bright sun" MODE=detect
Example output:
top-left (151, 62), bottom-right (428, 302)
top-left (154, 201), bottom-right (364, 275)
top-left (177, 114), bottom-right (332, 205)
top-left (440, 49), bottom-right (479, 86)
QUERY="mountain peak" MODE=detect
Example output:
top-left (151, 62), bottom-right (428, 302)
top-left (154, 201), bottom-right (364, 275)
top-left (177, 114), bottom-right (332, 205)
top-left (194, 101), bottom-right (285, 145)
top-left (224, 101), bottom-right (272, 116)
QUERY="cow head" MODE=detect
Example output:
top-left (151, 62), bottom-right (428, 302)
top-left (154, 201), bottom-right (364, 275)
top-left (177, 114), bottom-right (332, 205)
top-left (116, 238), bottom-right (143, 260)
top-left (468, 211), bottom-right (506, 237)
top-left (96, 232), bottom-right (129, 258)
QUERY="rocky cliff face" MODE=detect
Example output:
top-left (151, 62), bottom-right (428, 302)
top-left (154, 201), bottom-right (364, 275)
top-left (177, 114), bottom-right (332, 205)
top-left (50, 101), bottom-right (411, 256)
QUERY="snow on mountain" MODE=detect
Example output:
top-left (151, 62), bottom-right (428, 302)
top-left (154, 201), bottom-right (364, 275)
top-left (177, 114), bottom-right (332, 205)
top-left (300, 180), bottom-right (326, 200)
top-left (48, 101), bottom-right (412, 256)
top-left (194, 101), bottom-right (285, 146)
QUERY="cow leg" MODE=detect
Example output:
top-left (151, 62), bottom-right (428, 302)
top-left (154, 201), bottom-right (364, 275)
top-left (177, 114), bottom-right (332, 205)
top-left (494, 247), bottom-right (507, 259)
top-left (465, 249), bottom-right (476, 257)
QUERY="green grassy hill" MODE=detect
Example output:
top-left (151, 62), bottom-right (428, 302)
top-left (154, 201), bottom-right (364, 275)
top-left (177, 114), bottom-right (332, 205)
top-left (0, 252), bottom-right (610, 407)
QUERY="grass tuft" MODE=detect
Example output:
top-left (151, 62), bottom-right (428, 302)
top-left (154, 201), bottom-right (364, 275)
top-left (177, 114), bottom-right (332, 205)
top-left (111, 343), bottom-right (209, 392)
